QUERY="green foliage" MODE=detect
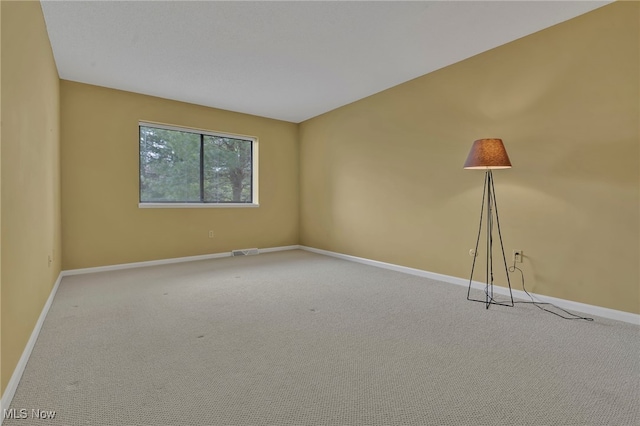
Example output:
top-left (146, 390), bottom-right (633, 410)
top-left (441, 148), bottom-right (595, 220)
top-left (203, 136), bottom-right (252, 202)
top-left (140, 126), bottom-right (252, 203)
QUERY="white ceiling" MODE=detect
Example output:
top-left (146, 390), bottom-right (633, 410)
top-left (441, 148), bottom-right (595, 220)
top-left (41, 1), bottom-right (611, 123)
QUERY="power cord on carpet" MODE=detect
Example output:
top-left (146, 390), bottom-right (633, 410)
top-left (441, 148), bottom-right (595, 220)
top-left (508, 261), bottom-right (593, 321)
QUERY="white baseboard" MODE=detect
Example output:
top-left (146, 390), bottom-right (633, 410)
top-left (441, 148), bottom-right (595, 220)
top-left (0, 272), bottom-right (63, 425)
top-left (62, 245), bottom-right (301, 276)
top-left (299, 246), bottom-right (640, 325)
top-left (62, 252), bottom-right (232, 276)
top-left (259, 245), bottom-right (301, 253)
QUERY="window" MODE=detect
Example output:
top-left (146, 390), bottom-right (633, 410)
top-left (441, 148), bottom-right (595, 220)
top-left (139, 122), bottom-right (258, 207)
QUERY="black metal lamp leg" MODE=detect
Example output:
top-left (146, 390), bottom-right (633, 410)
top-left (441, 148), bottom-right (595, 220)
top-left (467, 170), bottom-right (514, 308)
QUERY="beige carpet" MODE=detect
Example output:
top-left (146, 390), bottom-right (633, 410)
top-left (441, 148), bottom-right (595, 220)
top-left (5, 250), bottom-right (639, 425)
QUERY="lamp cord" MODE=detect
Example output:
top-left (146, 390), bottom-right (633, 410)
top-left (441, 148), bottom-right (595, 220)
top-left (507, 262), bottom-right (593, 321)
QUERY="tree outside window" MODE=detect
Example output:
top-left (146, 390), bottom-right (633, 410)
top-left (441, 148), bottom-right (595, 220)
top-left (139, 124), bottom-right (255, 204)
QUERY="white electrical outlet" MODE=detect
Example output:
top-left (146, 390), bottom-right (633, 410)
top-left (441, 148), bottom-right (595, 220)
top-left (208, 230), bottom-right (214, 238)
top-left (513, 250), bottom-right (523, 263)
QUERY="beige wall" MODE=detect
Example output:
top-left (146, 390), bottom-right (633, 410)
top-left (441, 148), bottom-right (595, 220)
top-left (299, 2), bottom-right (639, 314)
top-left (1, 1), bottom-right (61, 395)
top-left (61, 81), bottom-right (299, 270)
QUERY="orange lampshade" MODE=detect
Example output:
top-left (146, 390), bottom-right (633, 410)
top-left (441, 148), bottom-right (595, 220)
top-left (464, 138), bottom-right (512, 169)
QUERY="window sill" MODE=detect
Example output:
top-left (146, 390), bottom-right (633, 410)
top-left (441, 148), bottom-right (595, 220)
top-left (139, 203), bottom-right (259, 209)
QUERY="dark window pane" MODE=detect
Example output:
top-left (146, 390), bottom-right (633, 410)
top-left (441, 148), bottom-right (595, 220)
top-left (203, 136), bottom-right (252, 203)
top-left (139, 126), bottom-right (200, 202)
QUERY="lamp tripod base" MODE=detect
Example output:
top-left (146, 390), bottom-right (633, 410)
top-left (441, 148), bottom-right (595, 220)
top-left (467, 170), bottom-right (514, 309)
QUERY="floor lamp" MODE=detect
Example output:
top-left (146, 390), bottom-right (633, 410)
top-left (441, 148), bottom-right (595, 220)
top-left (464, 138), bottom-right (514, 309)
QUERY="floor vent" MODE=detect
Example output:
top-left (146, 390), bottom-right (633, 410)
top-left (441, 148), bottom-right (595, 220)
top-left (232, 248), bottom-right (259, 256)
